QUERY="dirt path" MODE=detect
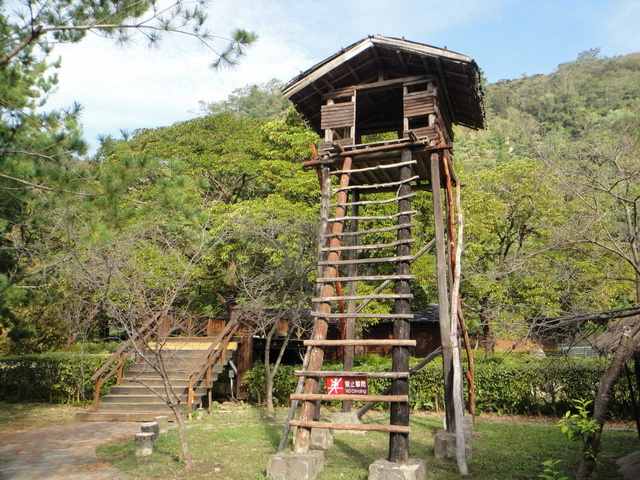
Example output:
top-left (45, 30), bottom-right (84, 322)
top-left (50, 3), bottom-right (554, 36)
top-left (0, 422), bottom-right (140, 480)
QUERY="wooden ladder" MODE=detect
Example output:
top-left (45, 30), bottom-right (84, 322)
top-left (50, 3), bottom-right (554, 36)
top-left (290, 149), bottom-right (417, 461)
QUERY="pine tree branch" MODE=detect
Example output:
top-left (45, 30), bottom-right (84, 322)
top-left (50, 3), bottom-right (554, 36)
top-left (0, 25), bottom-right (44, 67)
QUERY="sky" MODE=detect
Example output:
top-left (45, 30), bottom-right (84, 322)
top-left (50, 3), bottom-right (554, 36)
top-left (41, 0), bottom-right (640, 153)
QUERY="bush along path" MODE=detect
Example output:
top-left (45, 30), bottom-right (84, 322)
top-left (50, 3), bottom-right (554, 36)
top-left (0, 421), bottom-right (140, 479)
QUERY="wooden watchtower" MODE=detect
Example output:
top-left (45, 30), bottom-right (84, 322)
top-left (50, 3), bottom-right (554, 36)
top-left (281, 35), bottom-right (485, 467)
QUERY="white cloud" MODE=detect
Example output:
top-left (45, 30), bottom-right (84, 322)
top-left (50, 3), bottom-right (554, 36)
top-left (39, 0), bottom-right (640, 153)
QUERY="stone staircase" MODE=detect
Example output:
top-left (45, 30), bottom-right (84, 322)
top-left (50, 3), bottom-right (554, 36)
top-left (77, 337), bottom-right (238, 422)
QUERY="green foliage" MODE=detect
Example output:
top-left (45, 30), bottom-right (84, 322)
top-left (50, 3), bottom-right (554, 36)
top-left (539, 460), bottom-right (569, 480)
top-left (2, 1), bottom-right (256, 69)
top-left (241, 362), bottom-right (298, 405)
top-left (0, 353), bottom-right (117, 403)
top-left (557, 399), bottom-right (600, 459)
top-left (199, 79), bottom-right (291, 119)
top-left (242, 356), bottom-right (637, 419)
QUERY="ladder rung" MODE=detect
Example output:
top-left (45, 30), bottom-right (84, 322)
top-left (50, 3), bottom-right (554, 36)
top-left (289, 420), bottom-right (411, 434)
top-left (333, 176), bottom-right (421, 193)
top-left (322, 223), bottom-right (416, 237)
top-left (320, 239), bottom-right (415, 252)
top-left (327, 211), bottom-right (418, 222)
top-left (290, 394), bottom-right (409, 402)
top-left (304, 339), bottom-right (416, 347)
top-left (317, 275), bottom-right (416, 283)
top-left (331, 159), bottom-right (417, 176)
top-left (312, 294), bottom-right (413, 302)
top-left (295, 371), bottom-right (410, 379)
top-left (330, 193), bottom-right (417, 208)
top-left (310, 312), bottom-right (414, 319)
top-left (318, 255), bottom-right (415, 266)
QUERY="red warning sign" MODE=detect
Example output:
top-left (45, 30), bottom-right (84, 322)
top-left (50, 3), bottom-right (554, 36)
top-left (325, 377), bottom-right (369, 395)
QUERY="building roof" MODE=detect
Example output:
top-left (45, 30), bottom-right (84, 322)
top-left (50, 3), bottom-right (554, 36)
top-left (282, 35), bottom-right (486, 135)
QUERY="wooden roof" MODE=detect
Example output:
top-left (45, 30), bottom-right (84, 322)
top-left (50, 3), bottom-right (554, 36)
top-left (282, 35), bottom-right (486, 135)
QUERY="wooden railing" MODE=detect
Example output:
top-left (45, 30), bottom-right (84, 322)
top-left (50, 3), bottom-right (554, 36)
top-left (186, 313), bottom-right (241, 412)
top-left (90, 316), bottom-right (161, 409)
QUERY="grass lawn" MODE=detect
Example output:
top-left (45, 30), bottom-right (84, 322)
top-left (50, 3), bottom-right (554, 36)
top-left (0, 402), bottom-right (83, 431)
top-left (94, 403), bottom-right (638, 480)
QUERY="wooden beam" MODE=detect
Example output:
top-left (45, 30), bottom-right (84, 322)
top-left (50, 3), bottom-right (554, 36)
top-left (291, 394), bottom-right (409, 402)
top-left (322, 75), bottom-right (433, 99)
top-left (303, 339), bottom-right (416, 347)
top-left (389, 149), bottom-right (413, 463)
top-left (293, 156), bottom-right (353, 454)
top-left (289, 420), bottom-right (411, 434)
top-left (432, 152), bottom-right (455, 433)
top-left (295, 371), bottom-right (410, 379)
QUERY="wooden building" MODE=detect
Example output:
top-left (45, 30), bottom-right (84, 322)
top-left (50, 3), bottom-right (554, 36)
top-left (362, 306), bottom-right (440, 358)
top-left (277, 35), bottom-right (485, 470)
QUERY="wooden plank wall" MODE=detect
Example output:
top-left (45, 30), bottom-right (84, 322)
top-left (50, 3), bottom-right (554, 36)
top-left (320, 102), bottom-right (355, 130)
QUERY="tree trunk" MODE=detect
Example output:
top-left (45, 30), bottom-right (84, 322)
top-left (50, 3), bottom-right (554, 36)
top-left (482, 317), bottom-right (495, 357)
top-left (265, 370), bottom-right (275, 414)
top-left (170, 404), bottom-right (193, 469)
top-left (575, 321), bottom-right (640, 480)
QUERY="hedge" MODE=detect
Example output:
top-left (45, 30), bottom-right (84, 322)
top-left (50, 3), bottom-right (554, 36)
top-left (242, 356), bottom-right (637, 419)
top-left (0, 353), bottom-right (115, 404)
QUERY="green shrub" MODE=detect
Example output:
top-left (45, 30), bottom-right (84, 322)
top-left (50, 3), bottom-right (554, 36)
top-left (0, 353), bottom-right (116, 403)
top-left (241, 355), bottom-right (636, 419)
top-left (241, 362), bottom-right (298, 406)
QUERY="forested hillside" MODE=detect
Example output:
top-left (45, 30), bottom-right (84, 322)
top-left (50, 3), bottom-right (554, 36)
top-left (455, 50), bottom-right (640, 350)
top-left (0, 51), bottom-right (638, 355)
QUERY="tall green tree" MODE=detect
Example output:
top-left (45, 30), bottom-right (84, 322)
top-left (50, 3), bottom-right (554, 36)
top-left (1, 0), bottom-right (257, 69)
top-left (0, 0), bottom-right (256, 346)
top-left (198, 78), bottom-right (291, 118)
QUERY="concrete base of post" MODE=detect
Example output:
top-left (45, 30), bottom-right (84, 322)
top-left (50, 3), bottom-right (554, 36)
top-left (310, 427), bottom-right (334, 450)
top-left (330, 411), bottom-right (365, 435)
top-left (368, 458), bottom-right (427, 480)
top-left (266, 450), bottom-right (324, 480)
top-left (193, 407), bottom-right (205, 421)
top-left (134, 432), bottom-right (155, 456)
top-left (154, 416), bottom-right (170, 434)
top-left (433, 428), bottom-right (472, 460)
top-left (141, 421), bottom-right (159, 441)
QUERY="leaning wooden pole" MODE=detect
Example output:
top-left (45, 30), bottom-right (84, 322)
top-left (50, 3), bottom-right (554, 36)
top-left (293, 156), bottom-right (353, 454)
top-left (449, 183), bottom-right (468, 475)
top-left (431, 152), bottom-right (455, 432)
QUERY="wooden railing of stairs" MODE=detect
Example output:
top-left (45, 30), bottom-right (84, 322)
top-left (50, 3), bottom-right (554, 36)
top-left (82, 313), bottom-right (241, 422)
top-left (289, 150), bottom-right (419, 460)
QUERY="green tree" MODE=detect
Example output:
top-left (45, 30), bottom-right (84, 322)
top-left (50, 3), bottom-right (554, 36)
top-left (0, 0), bottom-right (256, 345)
top-left (215, 196), bottom-right (317, 413)
top-left (198, 78), bottom-right (292, 119)
top-left (1, 0), bottom-right (257, 69)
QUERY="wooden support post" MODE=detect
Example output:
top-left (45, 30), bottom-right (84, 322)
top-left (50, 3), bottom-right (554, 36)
top-left (389, 149), bottom-right (413, 463)
top-left (115, 353), bottom-right (125, 385)
top-left (293, 156), bottom-right (353, 454)
top-left (431, 152), bottom-right (455, 433)
top-left (343, 191), bottom-right (359, 413)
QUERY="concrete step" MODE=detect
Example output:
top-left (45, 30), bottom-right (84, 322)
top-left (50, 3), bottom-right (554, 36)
top-left (97, 402), bottom-right (196, 412)
top-left (100, 394), bottom-right (204, 404)
top-left (145, 340), bottom-right (239, 351)
top-left (118, 377), bottom-right (192, 387)
top-left (123, 364), bottom-right (224, 378)
top-left (108, 385), bottom-right (207, 395)
top-left (76, 410), bottom-right (181, 422)
top-left (118, 375), bottom-right (218, 387)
